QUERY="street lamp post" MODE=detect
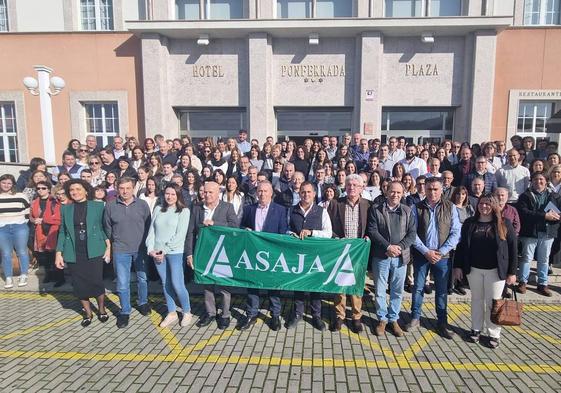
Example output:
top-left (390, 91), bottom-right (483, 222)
top-left (23, 65), bottom-right (65, 165)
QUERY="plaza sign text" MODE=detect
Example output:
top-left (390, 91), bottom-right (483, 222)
top-left (405, 63), bottom-right (439, 77)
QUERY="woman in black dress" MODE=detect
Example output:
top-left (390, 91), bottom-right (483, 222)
top-left (55, 179), bottom-right (111, 327)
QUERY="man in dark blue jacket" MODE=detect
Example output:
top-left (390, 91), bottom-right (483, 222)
top-left (238, 181), bottom-right (288, 331)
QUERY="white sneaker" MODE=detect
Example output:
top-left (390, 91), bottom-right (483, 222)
top-left (180, 312), bottom-right (193, 327)
top-left (159, 312), bottom-right (179, 328)
top-left (4, 277), bottom-right (13, 289)
top-left (18, 275), bottom-right (28, 287)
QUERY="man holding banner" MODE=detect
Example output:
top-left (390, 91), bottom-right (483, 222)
top-left (185, 181), bottom-right (239, 329)
top-left (328, 174), bottom-right (371, 333)
top-left (238, 181), bottom-right (288, 331)
top-left (286, 181), bottom-right (333, 331)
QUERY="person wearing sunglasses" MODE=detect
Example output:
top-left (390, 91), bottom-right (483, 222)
top-left (30, 181), bottom-right (64, 286)
top-left (76, 145), bottom-right (90, 167)
top-left (87, 155), bottom-right (107, 187)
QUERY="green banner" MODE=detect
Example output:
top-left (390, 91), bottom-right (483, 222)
top-left (193, 226), bottom-right (370, 296)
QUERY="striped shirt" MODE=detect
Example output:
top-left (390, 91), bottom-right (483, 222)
top-left (0, 192), bottom-right (30, 227)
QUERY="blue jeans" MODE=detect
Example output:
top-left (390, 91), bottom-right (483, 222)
top-left (155, 253), bottom-right (191, 314)
top-left (372, 257), bottom-right (407, 322)
top-left (0, 223), bottom-right (30, 277)
top-left (519, 234), bottom-right (554, 286)
top-left (411, 257), bottom-right (449, 324)
top-left (114, 251), bottom-right (149, 315)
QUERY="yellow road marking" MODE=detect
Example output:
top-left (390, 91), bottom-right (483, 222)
top-left (0, 349), bottom-right (560, 374)
top-left (395, 303), bottom-right (467, 362)
top-left (0, 316), bottom-right (82, 340)
top-left (511, 326), bottom-right (561, 345)
top-left (339, 326), bottom-right (397, 361)
top-left (148, 312), bottom-right (184, 359)
top-left (181, 329), bottom-right (237, 357)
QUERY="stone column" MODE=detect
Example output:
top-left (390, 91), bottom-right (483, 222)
top-left (355, 32), bottom-right (383, 139)
top-left (247, 33), bottom-right (274, 143)
top-left (468, 30), bottom-right (497, 143)
top-left (141, 33), bottom-right (175, 138)
top-left (356, 0), bottom-right (371, 17)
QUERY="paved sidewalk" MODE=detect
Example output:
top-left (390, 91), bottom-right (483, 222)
top-left (1, 289), bottom-right (560, 393)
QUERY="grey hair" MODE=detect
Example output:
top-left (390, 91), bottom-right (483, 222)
top-left (345, 173), bottom-right (364, 187)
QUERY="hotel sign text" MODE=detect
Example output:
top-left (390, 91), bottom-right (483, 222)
top-left (192, 65), bottom-right (225, 78)
top-left (405, 63), bottom-right (439, 77)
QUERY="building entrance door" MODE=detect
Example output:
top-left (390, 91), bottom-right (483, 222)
top-left (275, 108), bottom-right (352, 144)
top-left (381, 107), bottom-right (454, 146)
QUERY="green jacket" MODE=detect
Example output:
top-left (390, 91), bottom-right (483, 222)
top-left (56, 201), bottom-right (108, 263)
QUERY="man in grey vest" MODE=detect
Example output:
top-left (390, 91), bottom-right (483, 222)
top-left (406, 177), bottom-right (461, 339)
top-left (367, 181), bottom-right (416, 337)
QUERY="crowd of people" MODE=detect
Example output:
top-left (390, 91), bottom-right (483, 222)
top-left (1, 130), bottom-right (560, 349)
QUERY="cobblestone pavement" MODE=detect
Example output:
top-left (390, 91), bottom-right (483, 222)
top-left (1, 291), bottom-right (560, 393)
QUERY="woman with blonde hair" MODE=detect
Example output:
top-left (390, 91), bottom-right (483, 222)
top-left (453, 194), bottom-right (517, 349)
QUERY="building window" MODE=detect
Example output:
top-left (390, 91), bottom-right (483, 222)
top-left (0, 0), bottom-right (8, 32)
top-left (176, 0), bottom-right (200, 19)
top-left (381, 108), bottom-right (454, 144)
top-left (316, 0), bottom-right (353, 17)
top-left (176, 0), bottom-right (243, 19)
top-left (517, 101), bottom-right (557, 135)
top-left (84, 102), bottom-right (119, 147)
top-left (430, 0), bottom-right (462, 16)
top-left (0, 103), bottom-right (18, 163)
top-left (385, 0), bottom-right (422, 17)
top-left (178, 109), bottom-right (246, 143)
top-left (277, 0), bottom-right (312, 18)
top-left (524, 0), bottom-right (561, 25)
top-left (80, 0), bottom-right (114, 31)
top-left (382, 108), bottom-right (454, 131)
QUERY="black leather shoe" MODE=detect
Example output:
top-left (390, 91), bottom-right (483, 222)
top-left (454, 286), bottom-right (467, 296)
top-left (238, 316), bottom-right (257, 331)
top-left (312, 317), bottom-right (326, 331)
top-left (269, 316), bottom-right (281, 331)
top-left (197, 314), bottom-right (215, 328)
top-left (138, 303), bottom-right (151, 316)
top-left (53, 280), bottom-right (66, 288)
top-left (332, 318), bottom-right (344, 332)
top-left (286, 314), bottom-right (302, 329)
top-left (217, 316), bottom-right (230, 330)
top-left (437, 324), bottom-right (455, 339)
top-left (424, 284), bottom-right (433, 294)
top-left (81, 314), bottom-right (93, 328)
top-left (351, 319), bottom-right (363, 333)
top-left (116, 314), bottom-right (129, 328)
top-left (98, 313), bottom-right (109, 323)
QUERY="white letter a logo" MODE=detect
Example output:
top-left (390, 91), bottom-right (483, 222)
top-left (202, 235), bottom-right (233, 278)
top-left (323, 244), bottom-right (355, 287)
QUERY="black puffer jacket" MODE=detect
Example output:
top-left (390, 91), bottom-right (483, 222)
top-left (517, 188), bottom-right (561, 238)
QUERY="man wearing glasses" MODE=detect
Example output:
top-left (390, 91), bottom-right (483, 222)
top-left (462, 157), bottom-right (497, 195)
top-left (406, 177), bottom-right (461, 339)
top-left (113, 136), bottom-right (126, 159)
top-left (86, 135), bottom-right (101, 155)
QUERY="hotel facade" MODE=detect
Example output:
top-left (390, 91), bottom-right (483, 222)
top-left (0, 0), bottom-right (560, 164)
